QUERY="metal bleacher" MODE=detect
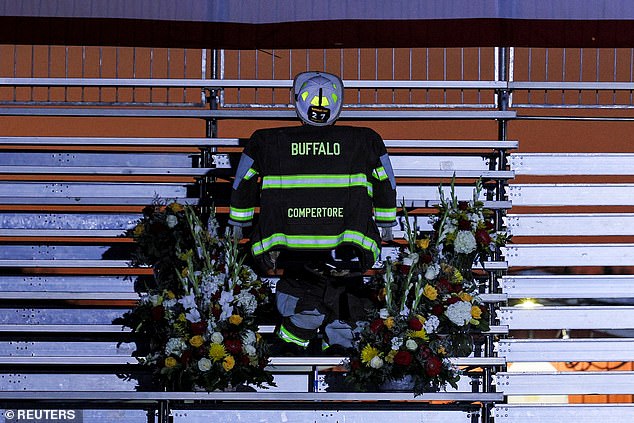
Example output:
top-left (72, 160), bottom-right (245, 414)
top-left (1, 45), bottom-right (634, 422)
top-left (0, 78), bottom-right (513, 423)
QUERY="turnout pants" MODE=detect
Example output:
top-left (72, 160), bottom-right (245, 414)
top-left (275, 265), bottom-right (370, 349)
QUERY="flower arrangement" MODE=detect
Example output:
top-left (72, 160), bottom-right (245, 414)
top-left (118, 201), bottom-right (275, 392)
top-left (344, 180), bottom-right (508, 395)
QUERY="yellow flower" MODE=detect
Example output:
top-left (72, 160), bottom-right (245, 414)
top-left (228, 314), bottom-right (243, 325)
top-left (223, 355), bottom-right (235, 371)
top-left (133, 224), bottom-right (144, 237)
top-left (423, 284), bottom-right (438, 301)
top-left (208, 343), bottom-right (227, 362)
top-left (384, 317), bottom-right (395, 329)
top-left (360, 345), bottom-right (380, 364)
top-left (453, 269), bottom-right (464, 284)
top-left (181, 267), bottom-right (189, 278)
top-left (386, 350), bottom-right (397, 363)
top-left (169, 202), bottom-right (184, 213)
top-left (165, 290), bottom-right (176, 300)
top-left (459, 292), bottom-right (473, 302)
top-left (415, 238), bottom-right (430, 249)
top-left (409, 329), bottom-right (428, 340)
top-left (164, 356), bottom-right (177, 368)
top-left (471, 305), bottom-right (482, 319)
top-left (378, 287), bottom-right (387, 302)
top-left (189, 335), bottom-right (204, 348)
top-left (437, 345), bottom-right (447, 355)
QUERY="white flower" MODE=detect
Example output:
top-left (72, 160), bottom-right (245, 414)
top-left (402, 253), bottom-right (419, 267)
top-left (424, 264), bottom-right (440, 280)
top-left (399, 306), bottom-right (410, 317)
top-left (405, 339), bottom-right (418, 351)
top-left (391, 337), bottom-right (403, 350)
top-left (454, 230), bottom-right (477, 254)
top-left (207, 217), bottom-right (220, 236)
top-left (219, 290), bottom-right (235, 320)
top-left (446, 301), bottom-right (473, 326)
top-left (178, 293), bottom-right (197, 310)
top-left (423, 315), bottom-right (440, 334)
top-left (166, 215), bottom-right (178, 228)
top-left (236, 291), bottom-right (258, 314)
top-left (197, 357), bottom-right (212, 372)
top-left (241, 330), bottom-right (256, 346)
top-left (243, 344), bottom-right (256, 356)
top-left (162, 298), bottom-right (177, 310)
top-left (186, 308), bottom-right (201, 323)
top-left (210, 332), bottom-right (224, 344)
top-left (379, 308), bottom-right (390, 319)
top-left (165, 338), bottom-right (187, 356)
top-left (369, 356), bottom-right (384, 369)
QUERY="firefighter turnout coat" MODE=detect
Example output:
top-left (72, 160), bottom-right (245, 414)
top-left (229, 124), bottom-right (397, 271)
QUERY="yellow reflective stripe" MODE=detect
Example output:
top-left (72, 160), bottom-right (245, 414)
top-left (374, 207), bottom-right (397, 221)
top-left (252, 231), bottom-right (380, 261)
top-left (229, 206), bottom-right (255, 221)
top-left (372, 166), bottom-right (388, 181)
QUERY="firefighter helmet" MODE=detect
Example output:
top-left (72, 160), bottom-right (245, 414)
top-left (293, 71), bottom-right (343, 126)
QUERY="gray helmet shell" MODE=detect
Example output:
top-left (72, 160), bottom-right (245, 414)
top-left (293, 71), bottom-right (344, 126)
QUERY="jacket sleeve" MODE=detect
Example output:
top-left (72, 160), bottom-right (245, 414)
top-left (228, 132), bottom-right (262, 227)
top-left (368, 129), bottom-right (397, 227)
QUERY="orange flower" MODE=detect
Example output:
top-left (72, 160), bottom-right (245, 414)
top-left (223, 355), bottom-right (235, 371)
top-left (229, 314), bottom-right (243, 325)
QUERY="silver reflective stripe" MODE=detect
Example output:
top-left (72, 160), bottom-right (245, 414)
top-left (261, 173), bottom-right (370, 189)
top-left (233, 154), bottom-right (255, 189)
top-left (380, 153), bottom-right (397, 189)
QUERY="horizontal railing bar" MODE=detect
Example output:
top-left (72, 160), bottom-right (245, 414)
top-left (0, 137), bottom-right (518, 150)
top-left (0, 108), bottom-right (517, 120)
top-left (509, 81), bottom-right (634, 90)
top-left (0, 77), bottom-right (506, 90)
top-left (0, 197), bottom-right (200, 205)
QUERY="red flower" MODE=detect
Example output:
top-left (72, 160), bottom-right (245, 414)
top-left (239, 354), bottom-right (250, 365)
top-left (431, 304), bottom-right (444, 316)
top-left (425, 355), bottom-right (443, 377)
top-left (419, 346), bottom-right (432, 359)
top-left (150, 305), bottom-right (165, 321)
top-left (446, 296), bottom-right (461, 305)
top-left (190, 321), bottom-right (207, 335)
top-left (224, 339), bottom-right (243, 355)
top-left (369, 318), bottom-right (384, 333)
top-left (437, 278), bottom-right (452, 292)
top-left (475, 229), bottom-right (491, 245)
top-left (450, 283), bottom-right (463, 293)
top-left (350, 359), bottom-right (361, 371)
top-left (458, 219), bottom-right (472, 230)
top-left (398, 264), bottom-right (411, 274)
top-left (458, 201), bottom-right (470, 211)
top-left (420, 253), bottom-right (433, 264)
top-left (485, 220), bottom-right (495, 231)
top-left (394, 350), bottom-right (413, 366)
top-left (181, 350), bottom-right (192, 364)
top-left (408, 317), bottom-right (423, 331)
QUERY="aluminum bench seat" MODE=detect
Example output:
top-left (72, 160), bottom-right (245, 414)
top-left (492, 404), bottom-right (634, 423)
top-left (495, 371), bottom-right (634, 395)
top-left (497, 338), bottom-right (634, 362)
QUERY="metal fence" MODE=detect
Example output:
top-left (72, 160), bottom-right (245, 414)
top-left (2, 45), bottom-right (634, 109)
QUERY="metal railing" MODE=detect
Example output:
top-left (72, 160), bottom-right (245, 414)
top-left (3, 45), bottom-right (634, 110)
